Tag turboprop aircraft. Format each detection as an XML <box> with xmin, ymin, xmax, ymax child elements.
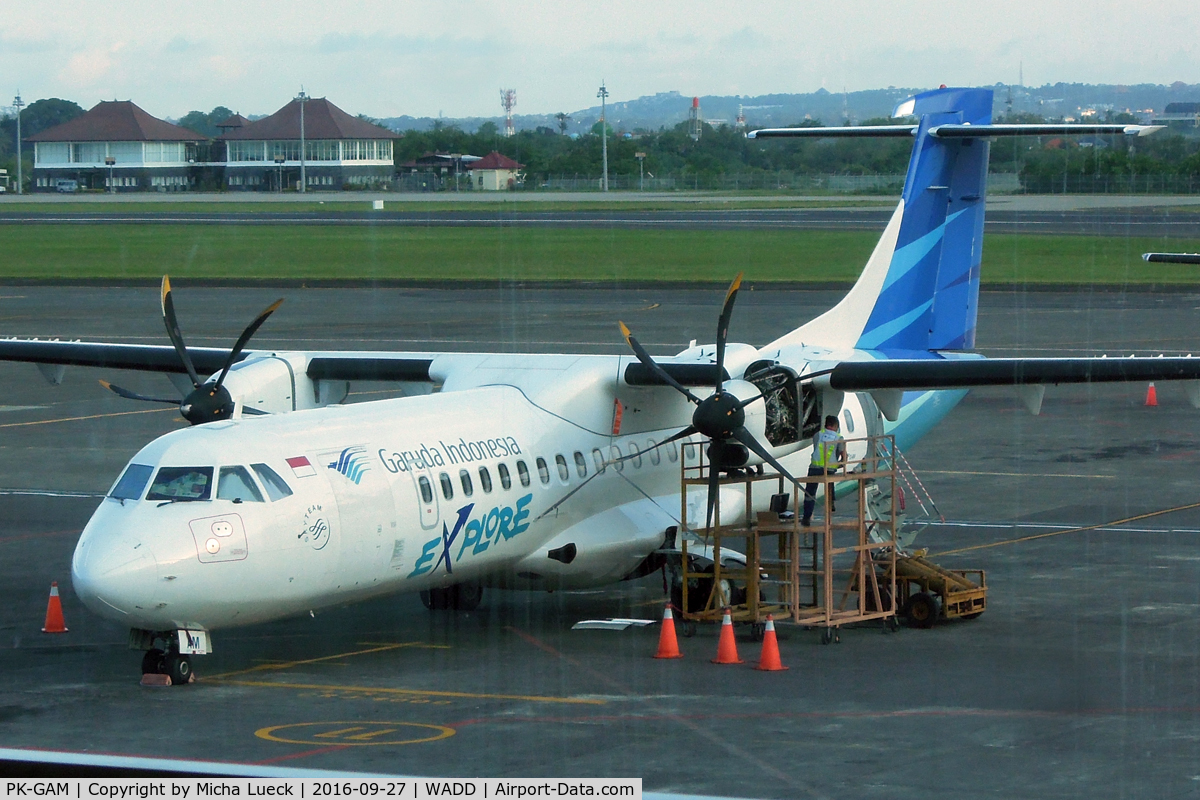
<box><xmin>4</xmin><ymin>87</ymin><xmax>1198</xmax><ymax>685</ymax></box>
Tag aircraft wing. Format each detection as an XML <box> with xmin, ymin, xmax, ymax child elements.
<box><xmin>827</xmin><ymin>356</ymin><xmax>1200</xmax><ymax>391</ymax></box>
<box><xmin>0</xmin><ymin>339</ymin><xmax>439</xmax><ymax>382</ymax></box>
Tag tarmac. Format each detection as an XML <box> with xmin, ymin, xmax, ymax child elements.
<box><xmin>1</xmin><ymin>284</ymin><xmax>1200</xmax><ymax>798</ymax></box>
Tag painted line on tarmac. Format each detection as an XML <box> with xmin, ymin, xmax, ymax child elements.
<box><xmin>205</xmin><ymin>641</ymin><xmax>448</xmax><ymax>680</ymax></box>
<box><xmin>222</xmin><ymin>679</ymin><xmax>607</xmax><ymax>705</ymax></box>
<box><xmin>930</xmin><ymin>519</ymin><xmax>1200</xmax><ymax>534</ymax></box>
<box><xmin>923</xmin><ymin>469</ymin><xmax>1117</xmax><ymax>479</ymax></box>
<box><xmin>0</xmin><ymin>406</ymin><xmax>174</xmax><ymax>428</ymax></box>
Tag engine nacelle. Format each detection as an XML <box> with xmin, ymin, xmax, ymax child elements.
<box><xmin>211</xmin><ymin>353</ymin><xmax>347</xmax><ymax>416</ymax></box>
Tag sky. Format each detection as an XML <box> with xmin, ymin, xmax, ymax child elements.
<box><xmin>2</xmin><ymin>1</ymin><xmax>1198</xmax><ymax>120</ymax></box>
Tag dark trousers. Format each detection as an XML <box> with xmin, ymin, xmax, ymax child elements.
<box><xmin>802</xmin><ymin>466</ymin><xmax>837</xmax><ymax>522</ymax></box>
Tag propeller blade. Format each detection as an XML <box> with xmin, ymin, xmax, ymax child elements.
<box><xmin>612</xmin><ymin>425</ymin><xmax>698</xmax><ymax>463</ymax></box>
<box><xmin>714</xmin><ymin>272</ymin><xmax>743</xmax><ymax>394</ymax></box>
<box><xmin>705</xmin><ymin>440</ymin><xmax>724</xmax><ymax>531</ymax></box>
<box><xmin>619</xmin><ymin>321</ymin><xmax>701</xmax><ymax>404</ymax></box>
<box><xmin>730</xmin><ymin>426</ymin><xmax>801</xmax><ymax>486</ymax></box>
<box><xmin>98</xmin><ymin>380</ymin><xmax>180</xmax><ymax>406</ymax></box>
<box><xmin>214</xmin><ymin>297</ymin><xmax>284</xmax><ymax>390</ymax></box>
<box><xmin>160</xmin><ymin>276</ymin><xmax>202</xmax><ymax>389</ymax></box>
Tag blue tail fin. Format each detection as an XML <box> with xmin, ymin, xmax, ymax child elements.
<box><xmin>853</xmin><ymin>87</ymin><xmax>992</xmax><ymax>353</ymax></box>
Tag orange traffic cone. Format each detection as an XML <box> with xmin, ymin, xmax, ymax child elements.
<box><xmin>653</xmin><ymin>602</ymin><xmax>684</xmax><ymax>659</ymax></box>
<box><xmin>1145</xmin><ymin>383</ymin><xmax>1158</xmax><ymax>407</ymax></box>
<box><xmin>712</xmin><ymin>607</ymin><xmax>744</xmax><ymax>664</ymax></box>
<box><xmin>41</xmin><ymin>581</ymin><xmax>68</xmax><ymax>633</ymax></box>
<box><xmin>754</xmin><ymin>615</ymin><xmax>788</xmax><ymax>671</ymax></box>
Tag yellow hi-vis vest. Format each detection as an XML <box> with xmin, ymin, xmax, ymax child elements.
<box><xmin>811</xmin><ymin>429</ymin><xmax>843</xmax><ymax>468</ymax></box>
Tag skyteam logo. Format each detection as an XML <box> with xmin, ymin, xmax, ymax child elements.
<box><xmin>328</xmin><ymin>446</ymin><xmax>371</xmax><ymax>484</ymax></box>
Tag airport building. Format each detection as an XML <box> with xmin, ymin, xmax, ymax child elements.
<box><xmin>26</xmin><ymin>101</ymin><xmax>204</xmax><ymax>192</ymax></box>
<box><xmin>218</xmin><ymin>97</ymin><xmax>396</xmax><ymax>191</ymax></box>
<box><xmin>472</xmin><ymin>151</ymin><xmax>524</xmax><ymax>191</ymax></box>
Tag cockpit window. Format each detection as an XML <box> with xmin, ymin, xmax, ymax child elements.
<box><xmin>109</xmin><ymin>463</ymin><xmax>153</xmax><ymax>501</ymax></box>
<box><xmin>251</xmin><ymin>463</ymin><xmax>294</xmax><ymax>502</ymax></box>
<box><xmin>217</xmin><ymin>466</ymin><xmax>265</xmax><ymax>503</ymax></box>
<box><xmin>146</xmin><ymin>467</ymin><xmax>213</xmax><ymax>502</ymax></box>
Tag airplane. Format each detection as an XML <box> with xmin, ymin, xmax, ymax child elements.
<box><xmin>5</xmin><ymin>86</ymin><xmax>1198</xmax><ymax>685</ymax></box>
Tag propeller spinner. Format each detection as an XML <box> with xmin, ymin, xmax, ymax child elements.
<box><xmin>620</xmin><ymin>273</ymin><xmax>803</xmax><ymax>530</ymax></box>
<box><xmin>100</xmin><ymin>276</ymin><xmax>283</xmax><ymax>425</ymax></box>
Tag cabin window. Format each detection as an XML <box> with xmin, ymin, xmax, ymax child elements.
<box><xmin>417</xmin><ymin>475</ymin><xmax>434</xmax><ymax>504</ymax></box>
<box><xmin>843</xmin><ymin>409</ymin><xmax>856</xmax><ymax>433</ymax></box>
<box><xmin>574</xmin><ymin>451</ymin><xmax>587</xmax><ymax>478</ymax></box>
<box><xmin>555</xmin><ymin>454</ymin><xmax>570</xmax><ymax>482</ymax></box>
<box><xmin>109</xmin><ymin>463</ymin><xmax>153</xmax><ymax>501</ymax></box>
<box><xmin>251</xmin><ymin>463</ymin><xmax>294</xmax><ymax>501</ymax></box>
<box><xmin>536</xmin><ymin>458</ymin><xmax>550</xmax><ymax>485</ymax></box>
<box><xmin>460</xmin><ymin>469</ymin><xmax>474</xmax><ymax>497</ymax></box>
<box><xmin>648</xmin><ymin>440</ymin><xmax>661</xmax><ymax>466</ymax></box>
<box><xmin>610</xmin><ymin>446</ymin><xmax>624</xmax><ymax>472</ymax></box>
<box><xmin>146</xmin><ymin>466</ymin><xmax>213</xmax><ymax>502</ymax></box>
<box><xmin>628</xmin><ymin>442</ymin><xmax>643</xmax><ymax>468</ymax></box>
<box><xmin>498</xmin><ymin>463</ymin><xmax>512</xmax><ymax>490</ymax></box>
<box><xmin>666</xmin><ymin>440</ymin><xmax>679</xmax><ymax>463</ymax></box>
<box><xmin>440</xmin><ymin>472</ymin><xmax>454</xmax><ymax>500</ymax></box>
<box><xmin>518</xmin><ymin>460</ymin><xmax>531</xmax><ymax>487</ymax></box>
<box><xmin>217</xmin><ymin>466</ymin><xmax>265</xmax><ymax>503</ymax></box>
<box><xmin>479</xmin><ymin>466</ymin><xmax>493</xmax><ymax>493</ymax></box>
<box><xmin>592</xmin><ymin>448</ymin><xmax>606</xmax><ymax>473</ymax></box>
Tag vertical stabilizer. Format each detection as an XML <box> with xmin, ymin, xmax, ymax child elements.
<box><xmin>766</xmin><ymin>87</ymin><xmax>993</xmax><ymax>354</ymax></box>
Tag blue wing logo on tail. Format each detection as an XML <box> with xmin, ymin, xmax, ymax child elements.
<box><xmin>328</xmin><ymin>446</ymin><xmax>371</xmax><ymax>484</ymax></box>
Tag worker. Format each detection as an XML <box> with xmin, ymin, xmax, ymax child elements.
<box><xmin>801</xmin><ymin>415</ymin><xmax>846</xmax><ymax>526</ymax></box>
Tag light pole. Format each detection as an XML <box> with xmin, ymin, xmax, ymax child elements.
<box><xmin>274</xmin><ymin>154</ymin><xmax>285</xmax><ymax>193</ymax></box>
<box><xmin>295</xmin><ymin>89</ymin><xmax>309</xmax><ymax>193</ymax></box>
<box><xmin>597</xmin><ymin>82</ymin><xmax>608</xmax><ymax>192</ymax></box>
<box><xmin>635</xmin><ymin>151</ymin><xmax>646</xmax><ymax>192</ymax></box>
<box><xmin>13</xmin><ymin>92</ymin><xmax>24</xmax><ymax>195</ymax></box>
<box><xmin>451</xmin><ymin>153</ymin><xmax>461</xmax><ymax>192</ymax></box>
<box><xmin>105</xmin><ymin>156</ymin><xmax>115</xmax><ymax>193</ymax></box>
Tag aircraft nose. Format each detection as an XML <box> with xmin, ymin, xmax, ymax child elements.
<box><xmin>72</xmin><ymin>534</ymin><xmax>158</xmax><ymax>620</ymax></box>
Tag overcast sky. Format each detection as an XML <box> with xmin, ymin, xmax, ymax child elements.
<box><xmin>3</xmin><ymin>1</ymin><xmax>1198</xmax><ymax>120</ymax></box>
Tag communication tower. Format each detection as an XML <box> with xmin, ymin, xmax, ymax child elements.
<box><xmin>735</xmin><ymin>104</ymin><xmax>746</xmax><ymax>130</ymax></box>
<box><xmin>688</xmin><ymin>96</ymin><xmax>702</xmax><ymax>141</ymax></box>
<box><xmin>500</xmin><ymin>89</ymin><xmax>516</xmax><ymax>137</ymax></box>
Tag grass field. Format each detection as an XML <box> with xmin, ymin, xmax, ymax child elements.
<box><xmin>2</xmin><ymin>224</ymin><xmax>1198</xmax><ymax>284</ymax></box>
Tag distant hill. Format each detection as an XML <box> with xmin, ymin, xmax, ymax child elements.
<box><xmin>378</xmin><ymin>82</ymin><xmax>1200</xmax><ymax>134</ymax></box>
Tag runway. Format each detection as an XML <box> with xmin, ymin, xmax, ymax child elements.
<box><xmin>4</xmin><ymin>206</ymin><xmax>1200</xmax><ymax>238</ymax></box>
<box><xmin>2</xmin><ymin>285</ymin><xmax>1200</xmax><ymax>796</ymax></box>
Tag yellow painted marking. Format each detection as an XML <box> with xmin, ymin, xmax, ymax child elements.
<box><xmin>347</xmin><ymin>728</ymin><xmax>399</xmax><ymax>741</ymax></box>
<box><xmin>256</xmin><ymin>721</ymin><xmax>454</xmax><ymax>747</ymax></box>
<box><xmin>922</xmin><ymin>469</ymin><xmax>1116</xmax><ymax>480</ymax></box>
<box><xmin>313</xmin><ymin>726</ymin><xmax>366</xmax><ymax>739</ymax></box>
<box><xmin>225</xmin><ymin>679</ymin><xmax>606</xmax><ymax>705</ymax></box>
<box><xmin>0</xmin><ymin>407</ymin><xmax>174</xmax><ymax>429</ymax></box>
<box><xmin>205</xmin><ymin>641</ymin><xmax>447</xmax><ymax>680</ymax></box>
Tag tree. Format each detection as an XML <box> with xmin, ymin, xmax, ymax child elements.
<box><xmin>20</xmin><ymin>98</ymin><xmax>85</xmax><ymax>139</ymax></box>
<box><xmin>177</xmin><ymin>106</ymin><xmax>235</xmax><ymax>138</ymax></box>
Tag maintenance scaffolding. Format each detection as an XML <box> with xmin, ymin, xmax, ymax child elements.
<box><xmin>676</xmin><ymin>434</ymin><xmax>900</xmax><ymax>641</ymax></box>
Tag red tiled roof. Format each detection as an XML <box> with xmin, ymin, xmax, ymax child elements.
<box><xmin>473</xmin><ymin>151</ymin><xmax>523</xmax><ymax>170</ymax></box>
<box><xmin>219</xmin><ymin>98</ymin><xmax>394</xmax><ymax>141</ymax></box>
<box><xmin>26</xmin><ymin>101</ymin><xmax>203</xmax><ymax>143</ymax></box>
<box><xmin>215</xmin><ymin>113</ymin><xmax>251</xmax><ymax>130</ymax></box>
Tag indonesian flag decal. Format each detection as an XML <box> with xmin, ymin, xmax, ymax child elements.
<box><xmin>286</xmin><ymin>456</ymin><xmax>317</xmax><ymax>478</ymax></box>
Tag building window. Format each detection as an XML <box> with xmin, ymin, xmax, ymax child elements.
<box><xmin>228</xmin><ymin>141</ymin><xmax>266</xmax><ymax>162</ymax></box>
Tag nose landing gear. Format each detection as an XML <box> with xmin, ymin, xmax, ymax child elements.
<box><xmin>132</xmin><ymin>628</ymin><xmax>205</xmax><ymax>686</ymax></box>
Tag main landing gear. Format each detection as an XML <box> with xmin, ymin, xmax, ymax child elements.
<box><xmin>131</xmin><ymin>628</ymin><xmax>206</xmax><ymax>686</ymax></box>
<box><xmin>420</xmin><ymin>581</ymin><xmax>484</xmax><ymax>611</ymax></box>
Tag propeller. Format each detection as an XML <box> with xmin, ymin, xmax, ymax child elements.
<box><xmin>619</xmin><ymin>272</ymin><xmax>805</xmax><ymax>531</ymax></box>
<box><xmin>100</xmin><ymin>277</ymin><xmax>283</xmax><ymax>425</ymax></box>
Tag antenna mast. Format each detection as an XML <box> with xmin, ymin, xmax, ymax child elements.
<box><xmin>500</xmin><ymin>89</ymin><xmax>516</xmax><ymax>137</ymax></box>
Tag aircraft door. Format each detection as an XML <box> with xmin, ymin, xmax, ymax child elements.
<box><xmin>318</xmin><ymin>445</ymin><xmax>396</xmax><ymax>579</ymax></box>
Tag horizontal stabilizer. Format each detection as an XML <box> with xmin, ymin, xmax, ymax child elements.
<box><xmin>1143</xmin><ymin>252</ymin><xmax>1200</xmax><ymax>264</ymax></box>
<box><xmin>749</xmin><ymin>123</ymin><xmax>1160</xmax><ymax>140</ymax></box>
<box><xmin>829</xmin><ymin>357</ymin><xmax>1200</xmax><ymax>391</ymax></box>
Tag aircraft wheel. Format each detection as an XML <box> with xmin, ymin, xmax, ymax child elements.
<box><xmin>453</xmin><ymin>582</ymin><xmax>483</xmax><ymax>611</ymax></box>
<box><xmin>905</xmin><ymin>592</ymin><xmax>939</xmax><ymax>629</ymax></box>
<box><xmin>420</xmin><ymin>588</ymin><xmax>450</xmax><ymax>610</ymax></box>
<box><xmin>141</xmin><ymin>648</ymin><xmax>165</xmax><ymax>675</ymax></box>
<box><xmin>749</xmin><ymin>622</ymin><xmax>765</xmax><ymax>642</ymax></box>
<box><xmin>165</xmin><ymin>654</ymin><xmax>192</xmax><ymax>685</ymax></box>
